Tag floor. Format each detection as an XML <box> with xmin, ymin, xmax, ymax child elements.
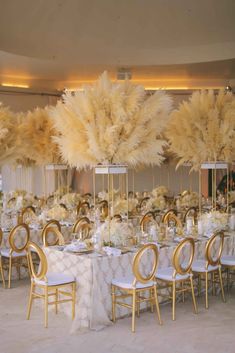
<box><xmin>0</xmin><ymin>279</ymin><xmax>235</xmax><ymax>353</ymax></box>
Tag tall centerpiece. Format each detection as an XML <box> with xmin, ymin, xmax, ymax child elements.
<box><xmin>50</xmin><ymin>71</ymin><xmax>172</xmax><ymax>243</ymax></box>
<box><xmin>166</xmin><ymin>89</ymin><xmax>235</xmax><ymax>214</ymax></box>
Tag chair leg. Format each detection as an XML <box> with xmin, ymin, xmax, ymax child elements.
<box><xmin>212</xmin><ymin>272</ymin><xmax>215</xmax><ymax>296</ymax></box>
<box><xmin>172</xmin><ymin>281</ymin><xmax>176</xmax><ymax>321</ymax></box>
<box><xmin>0</xmin><ymin>258</ymin><xmax>5</xmax><ymax>288</ymax></box>
<box><xmin>197</xmin><ymin>275</ymin><xmax>201</xmax><ymax>297</ymax></box>
<box><xmin>205</xmin><ymin>272</ymin><xmax>209</xmax><ymax>309</ymax></box>
<box><xmin>27</xmin><ymin>282</ymin><xmax>34</xmax><ymax>320</ymax></box>
<box><xmin>8</xmin><ymin>257</ymin><xmax>12</xmax><ymax>289</ymax></box>
<box><xmin>136</xmin><ymin>293</ymin><xmax>140</xmax><ymax>317</ymax></box>
<box><xmin>111</xmin><ymin>285</ymin><xmax>116</xmax><ymax>322</ymax></box>
<box><xmin>149</xmin><ymin>288</ymin><xmax>154</xmax><ymax>313</ymax></box>
<box><xmin>72</xmin><ymin>282</ymin><xmax>76</xmax><ymax>320</ymax></box>
<box><xmin>218</xmin><ymin>268</ymin><xmax>226</xmax><ymax>303</ymax></box>
<box><xmin>226</xmin><ymin>268</ymin><xmax>230</xmax><ymax>292</ymax></box>
<box><xmin>44</xmin><ymin>287</ymin><xmax>48</xmax><ymax>328</ymax></box>
<box><xmin>190</xmin><ymin>276</ymin><xmax>198</xmax><ymax>314</ymax></box>
<box><xmin>132</xmin><ymin>289</ymin><xmax>136</xmax><ymax>333</ymax></box>
<box><xmin>182</xmin><ymin>281</ymin><xmax>185</xmax><ymax>302</ymax></box>
<box><xmin>153</xmin><ymin>285</ymin><xmax>162</xmax><ymax>325</ymax></box>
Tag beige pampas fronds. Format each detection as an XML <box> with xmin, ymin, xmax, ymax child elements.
<box><xmin>18</xmin><ymin>107</ymin><xmax>61</xmax><ymax>166</ymax></box>
<box><xmin>166</xmin><ymin>90</ymin><xmax>235</xmax><ymax>171</ymax></box>
<box><xmin>0</xmin><ymin>103</ymin><xmax>22</xmax><ymax>165</ymax></box>
<box><xmin>50</xmin><ymin>71</ymin><xmax>172</xmax><ymax>169</ymax></box>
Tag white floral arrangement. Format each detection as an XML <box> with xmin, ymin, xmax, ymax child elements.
<box><xmin>152</xmin><ymin>185</ymin><xmax>168</xmax><ymax>197</ymax></box>
<box><xmin>198</xmin><ymin>211</ymin><xmax>228</xmax><ymax>236</ymax></box>
<box><xmin>177</xmin><ymin>191</ymin><xmax>199</xmax><ymax>209</ymax></box>
<box><xmin>98</xmin><ymin>189</ymin><xmax>120</xmax><ymax>201</ymax></box>
<box><xmin>146</xmin><ymin>195</ymin><xmax>166</xmax><ymax>211</ymax></box>
<box><xmin>113</xmin><ymin>197</ymin><xmax>138</xmax><ymax>214</ymax></box>
<box><xmin>60</xmin><ymin>192</ymin><xmax>81</xmax><ymax>209</ymax></box>
<box><xmin>46</xmin><ymin>204</ymin><xmax>68</xmax><ymax>221</ymax></box>
<box><xmin>100</xmin><ymin>218</ymin><xmax>134</xmax><ymax>246</ymax></box>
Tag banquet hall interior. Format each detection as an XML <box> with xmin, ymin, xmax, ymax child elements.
<box><xmin>0</xmin><ymin>1</ymin><xmax>235</xmax><ymax>353</ymax></box>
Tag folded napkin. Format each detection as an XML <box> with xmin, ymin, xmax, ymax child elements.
<box><xmin>64</xmin><ymin>242</ymin><xmax>87</xmax><ymax>252</ymax></box>
<box><xmin>102</xmin><ymin>246</ymin><xmax>122</xmax><ymax>256</ymax></box>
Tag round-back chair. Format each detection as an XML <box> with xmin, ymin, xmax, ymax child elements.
<box><xmin>183</xmin><ymin>207</ymin><xmax>198</xmax><ymax>225</ymax></box>
<box><xmin>140</xmin><ymin>211</ymin><xmax>155</xmax><ymax>232</ymax></box>
<box><xmin>42</xmin><ymin>226</ymin><xmax>65</xmax><ymax>247</ymax></box>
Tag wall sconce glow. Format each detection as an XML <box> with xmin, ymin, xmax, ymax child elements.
<box><xmin>64</xmin><ymin>88</ymin><xmax>84</xmax><ymax>92</ymax></box>
<box><xmin>1</xmin><ymin>83</ymin><xmax>30</xmax><ymax>89</ymax></box>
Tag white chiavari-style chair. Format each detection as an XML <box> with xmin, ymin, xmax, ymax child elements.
<box><xmin>0</xmin><ymin>229</ymin><xmax>6</xmax><ymax>288</ymax></box>
<box><xmin>1</xmin><ymin>223</ymin><xmax>30</xmax><ymax>288</ymax></box>
<box><xmin>111</xmin><ymin>243</ymin><xmax>162</xmax><ymax>332</ymax></box>
<box><xmin>26</xmin><ymin>241</ymin><xmax>76</xmax><ymax>327</ymax></box>
<box><xmin>156</xmin><ymin>238</ymin><xmax>198</xmax><ymax>320</ymax></box>
<box><xmin>192</xmin><ymin>231</ymin><xmax>225</xmax><ymax>309</ymax></box>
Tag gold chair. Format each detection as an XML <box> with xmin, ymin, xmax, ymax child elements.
<box><xmin>162</xmin><ymin>209</ymin><xmax>177</xmax><ymax>223</ymax></box>
<box><xmin>1</xmin><ymin>223</ymin><xmax>30</xmax><ymax>288</ymax></box>
<box><xmin>156</xmin><ymin>238</ymin><xmax>197</xmax><ymax>320</ymax></box>
<box><xmin>26</xmin><ymin>241</ymin><xmax>76</xmax><ymax>327</ymax></box>
<box><xmin>77</xmin><ymin>201</ymin><xmax>90</xmax><ymax>216</ymax></box>
<box><xmin>21</xmin><ymin>206</ymin><xmax>36</xmax><ymax>225</ymax></box>
<box><xmin>0</xmin><ymin>229</ymin><xmax>6</xmax><ymax>288</ymax></box>
<box><xmin>111</xmin><ymin>243</ymin><xmax>162</xmax><ymax>332</ymax></box>
<box><xmin>41</xmin><ymin>220</ymin><xmax>62</xmax><ymax>246</ymax></box>
<box><xmin>112</xmin><ymin>214</ymin><xmax>122</xmax><ymax>222</ymax></box>
<box><xmin>192</xmin><ymin>231</ymin><xmax>225</xmax><ymax>309</ymax></box>
<box><xmin>72</xmin><ymin>217</ymin><xmax>92</xmax><ymax>240</ymax></box>
<box><xmin>42</xmin><ymin>227</ymin><xmax>65</xmax><ymax>247</ymax></box>
<box><xmin>99</xmin><ymin>200</ymin><xmax>108</xmax><ymax>219</ymax></box>
<box><xmin>163</xmin><ymin>212</ymin><xmax>182</xmax><ymax>228</ymax></box>
<box><xmin>140</xmin><ymin>211</ymin><xmax>155</xmax><ymax>232</ymax></box>
<box><xmin>221</xmin><ymin>254</ymin><xmax>235</xmax><ymax>291</ymax></box>
<box><xmin>183</xmin><ymin>207</ymin><xmax>198</xmax><ymax>225</ymax></box>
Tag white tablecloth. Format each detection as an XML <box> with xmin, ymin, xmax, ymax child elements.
<box><xmin>44</xmin><ymin>232</ymin><xmax>235</xmax><ymax>332</ymax></box>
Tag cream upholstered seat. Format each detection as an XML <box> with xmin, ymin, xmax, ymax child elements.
<box><xmin>34</xmin><ymin>272</ymin><xmax>75</xmax><ymax>286</ymax></box>
<box><xmin>112</xmin><ymin>276</ymin><xmax>155</xmax><ymax>290</ymax></box>
<box><xmin>192</xmin><ymin>231</ymin><xmax>225</xmax><ymax>309</ymax></box>
<box><xmin>27</xmin><ymin>241</ymin><xmax>76</xmax><ymax>328</ymax></box>
<box><xmin>111</xmin><ymin>243</ymin><xmax>162</xmax><ymax>332</ymax></box>
<box><xmin>192</xmin><ymin>259</ymin><xmax>219</xmax><ymax>272</ymax></box>
<box><xmin>1</xmin><ymin>249</ymin><xmax>27</xmax><ymax>257</ymax></box>
<box><xmin>156</xmin><ymin>267</ymin><xmax>191</xmax><ymax>282</ymax></box>
<box><xmin>156</xmin><ymin>238</ymin><xmax>197</xmax><ymax>321</ymax></box>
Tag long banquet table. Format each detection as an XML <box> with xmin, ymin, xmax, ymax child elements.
<box><xmin>44</xmin><ymin>231</ymin><xmax>235</xmax><ymax>333</ymax></box>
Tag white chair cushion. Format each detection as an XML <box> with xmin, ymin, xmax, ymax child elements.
<box><xmin>1</xmin><ymin>248</ymin><xmax>27</xmax><ymax>258</ymax></box>
<box><xmin>221</xmin><ymin>255</ymin><xmax>235</xmax><ymax>267</ymax></box>
<box><xmin>34</xmin><ymin>272</ymin><xmax>75</xmax><ymax>286</ymax></box>
<box><xmin>156</xmin><ymin>267</ymin><xmax>191</xmax><ymax>282</ymax></box>
<box><xmin>112</xmin><ymin>276</ymin><xmax>154</xmax><ymax>289</ymax></box>
<box><xmin>192</xmin><ymin>259</ymin><xmax>219</xmax><ymax>273</ymax></box>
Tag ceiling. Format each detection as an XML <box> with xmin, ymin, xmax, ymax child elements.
<box><xmin>0</xmin><ymin>0</ymin><xmax>235</xmax><ymax>91</ymax></box>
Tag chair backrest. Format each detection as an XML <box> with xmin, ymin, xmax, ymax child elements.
<box><xmin>42</xmin><ymin>226</ymin><xmax>65</xmax><ymax>247</ymax></box>
<box><xmin>99</xmin><ymin>200</ymin><xmax>108</xmax><ymax>219</ymax></box>
<box><xmin>140</xmin><ymin>211</ymin><xmax>155</xmax><ymax>232</ymax></box>
<box><xmin>7</xmin><ymin>197</ymin><xmax>16</xmax><ymax>208</ymax></box>
<box><xmin>205</xmin><ymin>231</ymin><xmax>224</xmax><ymax>267</ymax></box>
<box><xmin>27</xmin><ymin>241</ymin><xmax>48</xmax><ymax>281</ymax></box>
<box><xmin>132</xmin><ymin>243</ymin><xmax>159</xmax><ymax>285</ymax></box>
<box><xmin>9</xmin><ymin>223</ymin><xmax>30</xmax><ymax>253</ymax></box>
<box><xmin>77</xmin><ymin>201</ymin><xmax>90</xmax><ymax>216</ymax></box>
<box><xmin>140</xmin><ymin>197</ymin><xmax>150</xmax><ymax>210</ymax></box>
<box><xmin>183</xmin><ymin>207</ymin><xmax>198</xmax><ymax>225</ymax></box>
<box><xmin>41</xmin><ymin>219</ymin><xmax>61</xmax><ymax>244</ymax></box>
<box><xmin>172</xmin><ymin>238</ymin><xmax>195</xmax><ymax>276</ymax></box>
<box><xmin>21</xmin><ymin>206</ymin><xmax>36</xmax><ymax>224</ymax></box>
<box><xmin>163</xmin><ymin>212</ymin><xmax>182</xmax><ymax>228</ymax></box>
<box><xmin>162</xmin><ymin>209</ymin><xmax>177</xmax><ymax>223</ymax></box>
<box><xmin>72</xmin><ymin>216</ymin><xmax>90</xmax><ymax>233</ymax></box>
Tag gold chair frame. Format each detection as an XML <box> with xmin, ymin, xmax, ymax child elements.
<box><xmin>0</xmin><ymin>229</ymin><xmax>6</xmax><ymax>288</ymax></box>
<box><xmin>72</xmin><ymin>217</ymin><xmax>90</xmax><ymax>232</ymax></box>
<box><xmin>41</xmin><ymin>220</ymin><xmax>61</xmax><ymax>241</ymax></box>
<box><xmin>112</xmin><ymin>214</ymin><xmax>122</xmax><ymax>222</ymax></box>
<box><xmin>183</xmin><ymin>207</ymin><xmax>198</xmax><ymax>225</ymax></box>
<box><xmin>161</xmin><ymin>209</ymin><xmax>177</xmax><ymax>223</ymax></box>
<box><xmin>140</xmin><ymin>211</ymin><xmax>155</xmax><ymax>232</ymax></box>
<box><xmin>77</xmin><ymin>201</ymin><xmax>90</xmax><ymax>216</ymax></box>
<box><xmin>20</xmin><ymin>206</ymin><xmax>36</xmax><ymax>224</ymax></box>
<box><xmin>193</xmin><ymin>231</ymin><xmax>225</xmax><ymax>309</ymax></box>
<box><xmin>42</xmin><ymin>227</ymin><xmax>65</xmax><ymax>247</ymax></box>
<box><xmin>156</xmin><ymin>238</ymin><xmax>198</xmax><ymax>320</ymax></box>
<box><xmin>111</xmin><ymin>243</ymin><xmax>162</xmax><ymax>332</ymax></box>
<box><xmin>26</xmin><ymin>241</ymin><xmax>76</xmax><ymax>327</ymax></box>
<box><xmin>2</xmin><ymin>223</ymin><xmax>30</xmax><ymax>288</ymax></box>
<box><xmin>163</xmin><ymin>212</ymin><xmax>182</xmax><ymax>228</ymax></box>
